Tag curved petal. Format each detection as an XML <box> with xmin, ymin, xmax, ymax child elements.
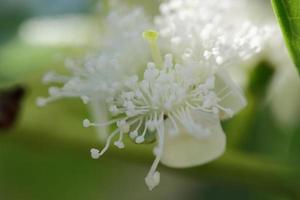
<box><xmin>215</xmin><ymin>68</ymin><xmax>247</xmax><ymax>119</ymax></box>
<box><xmin>161</xmin><ymin>111</ymin><xmax>226</xmax><ymax>168</ymax></box>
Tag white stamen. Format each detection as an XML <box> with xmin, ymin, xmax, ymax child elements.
<box><xmin>83</xmin><ymin>119</ymin><xmax>91</xmax><ymax>128</ymax></box>
<box><xmin>36</xmin><ymin>97</ymin><xmax>47</xmax><ymax>107</ymax></box>
<box><xmin>145</xmin><ymin>114</ymin><xmax>164</xmax><ymax>190</ymax></box>
<box><xmin>90</xmin><ymin>148</ymin><xmax>100</xmax><ymax>159</ymax></box>
<box><xmin>114</xmin><ymin>141</ymin><xmax>125</xmax><ymax>149</ymax></box>
<box><xmin>129</xmin><ymin>130</ymin><xmax>138</xmax><ymax>139</ymax></box>
<box><xmin>135</xmin><ymin>135</ymin><xmax>145</xmax><ymax>144</ymax></box>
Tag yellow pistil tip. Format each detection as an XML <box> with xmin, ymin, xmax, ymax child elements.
<box><xmin>143</xmin><ymin>30</ymin><xmax>159</xmax><ymax>43</ymax></box>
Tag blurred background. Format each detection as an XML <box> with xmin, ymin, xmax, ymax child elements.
<box><xmin>0</xmin><ymin>0</ymin><xmax>300</xmax><ymax>199</ymax></box>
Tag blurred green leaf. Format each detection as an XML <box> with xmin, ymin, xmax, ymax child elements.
<box><xmin>0</xmin><ymin>39</ymin><xmax>85</xmax><ymax>88</ymax></box>
<box><xmin>288</xmin><ymin>124</ymin><xmax>300</xmax><ymax>163</ymax></box>
<box><xmin>271</xmin><ymin>0</ymin><xmax>300</xmax><ymax>73</ymax></box>
<box><xmin>248</xmin><ymin>61</ymin><xmax>275</xmax><ymax>99</ymax></box>
<box><xmin>226</xmin><ymin>61</ymin><xmax>280</xmax><ymax>153</ymax></box>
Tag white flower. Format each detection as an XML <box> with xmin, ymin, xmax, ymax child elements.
<box><xmin>37</xmin><ymin>4</ymin><xmax>152</xmax><ymax>139</ymax></box>
<box><xmin>83</xmin><ymin>53</ymin><xmax>245</xmax><ymax>190</ymax></box>
<box><xmin>37</xmin><ymin>0</ymin><xmax>270</xmax><ymax>191</ymax></box>
<box><xmin>79</xmin><ymin>29</ymin><xmax>247</xmax><ymax>190</ymax></box>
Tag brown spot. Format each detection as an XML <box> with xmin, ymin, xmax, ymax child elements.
<box><xmin>0</xmin><ymin>86</ymin><xmax>25</xmax><ymax>130</ymax></box>
<box><xmin>163</xmin><ymin>114</ymin><xmax>168</xmax><ymax>120</ymax></box>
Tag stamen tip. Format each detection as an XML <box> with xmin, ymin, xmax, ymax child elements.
<box><xmin>36</xmin><ymin>97</ymin><xmax>47</xmax><ymax>107</ymax></box>
<box><xmin>145</xmin><ymin>171</ymin><xmax>160</xmax><ymax>190</ymax></box>
<box><xmin>114</xmin><ymin>141</ymin><xmax>125</xmax><ymax>149</ymax></box>
<box><xmin>90</xmin><ymin>148</ymin><xmax>100</xmax><ymax>159</ymax></box>
<box><xmin>83</xmin><ymin>119</ymin><xmax>91</xmax><ymax>128</ymax></box>
<box><xmin>135</xmin><ymin>136</ymin><xmax>145</xmax><ymax>144</ymax></box>
<box><xmin>129</xmin><ymin>131</ymin><xmax>138</xmax><ymax>139</ymax></box>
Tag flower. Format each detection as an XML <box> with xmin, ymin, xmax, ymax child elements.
<box><xmin>83</xmin><ymin>48</ymin><xmax>246</xmax><ymax>190</ymax></box>
<box><xmin>37</xmin><ymin>3</ymin><xmax>152</xmax><ymax>139</ymax></box>
<box><xmin>37</xmin><ymin>0</ymin><xmax>270</xmax><ymax>190</ymax></box>
<box><xmin>40</xmin><ymin>29</ymin><xmax>247</xmax><ymax>190</ymax></box>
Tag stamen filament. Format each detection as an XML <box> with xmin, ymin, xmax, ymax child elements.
<box><xmin>145</xmin><ymin>113</ymin><xmax>164</xmax><ymax>190</ymax></box>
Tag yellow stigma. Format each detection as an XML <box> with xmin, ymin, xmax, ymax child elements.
<box><xmin>143</xmin><ymin>30</ymin><xmax>159</xmax><ymax>42</ymax></box>
<box><xmin>143</xmin><ymin>30</ymin><xmax>163</xmax><ymax>67</ymax></box>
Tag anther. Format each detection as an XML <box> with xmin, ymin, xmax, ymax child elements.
<box><xmin>90</xmin><ymin>148</ymin><xmax>100</xmax><ymax>159</ymax></box>
<box><xmin>83</xmin><ymin>119</ymin><xmax>91</xmax><ymax>128</ymax></box>
<box><xmin>114</xmin><ymin>141</ymin><xmax>125</xmax><ymax>149</ymax></box>
<box><xmin>135</xmin><ymin>135</ymin><xmax>145</xmax><ymax>144</ymax></box>
<box><xmin>130</xmin><ymin>130</ymin><xmax>138</xmax><ymax>139</ymax></box>
<box><xmin>36</xmin><ymin>97</ymin><xmax>47</xmax><ymax>107</ymax></box>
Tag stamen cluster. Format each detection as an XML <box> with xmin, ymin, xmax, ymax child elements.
<box><xmin>37</xmin><ymin>0</ymin><xmax>272</xmax><ymax>190</ymax></box>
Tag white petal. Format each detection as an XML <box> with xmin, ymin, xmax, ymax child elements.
<box><xmin>215</xmin><ymin>68</ymin><xmax>247</xmax><ymax>119</ymax></box>
<box><xmin>161</xmin><ymin>111</ymin><xmax>226</xmax><ymax>168</ymax></box>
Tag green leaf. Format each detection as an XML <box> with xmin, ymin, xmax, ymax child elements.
<box><xmin>271</xmin><ymin>0</ymin><xmax>300</xmax><ymax>73</ymax></box>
